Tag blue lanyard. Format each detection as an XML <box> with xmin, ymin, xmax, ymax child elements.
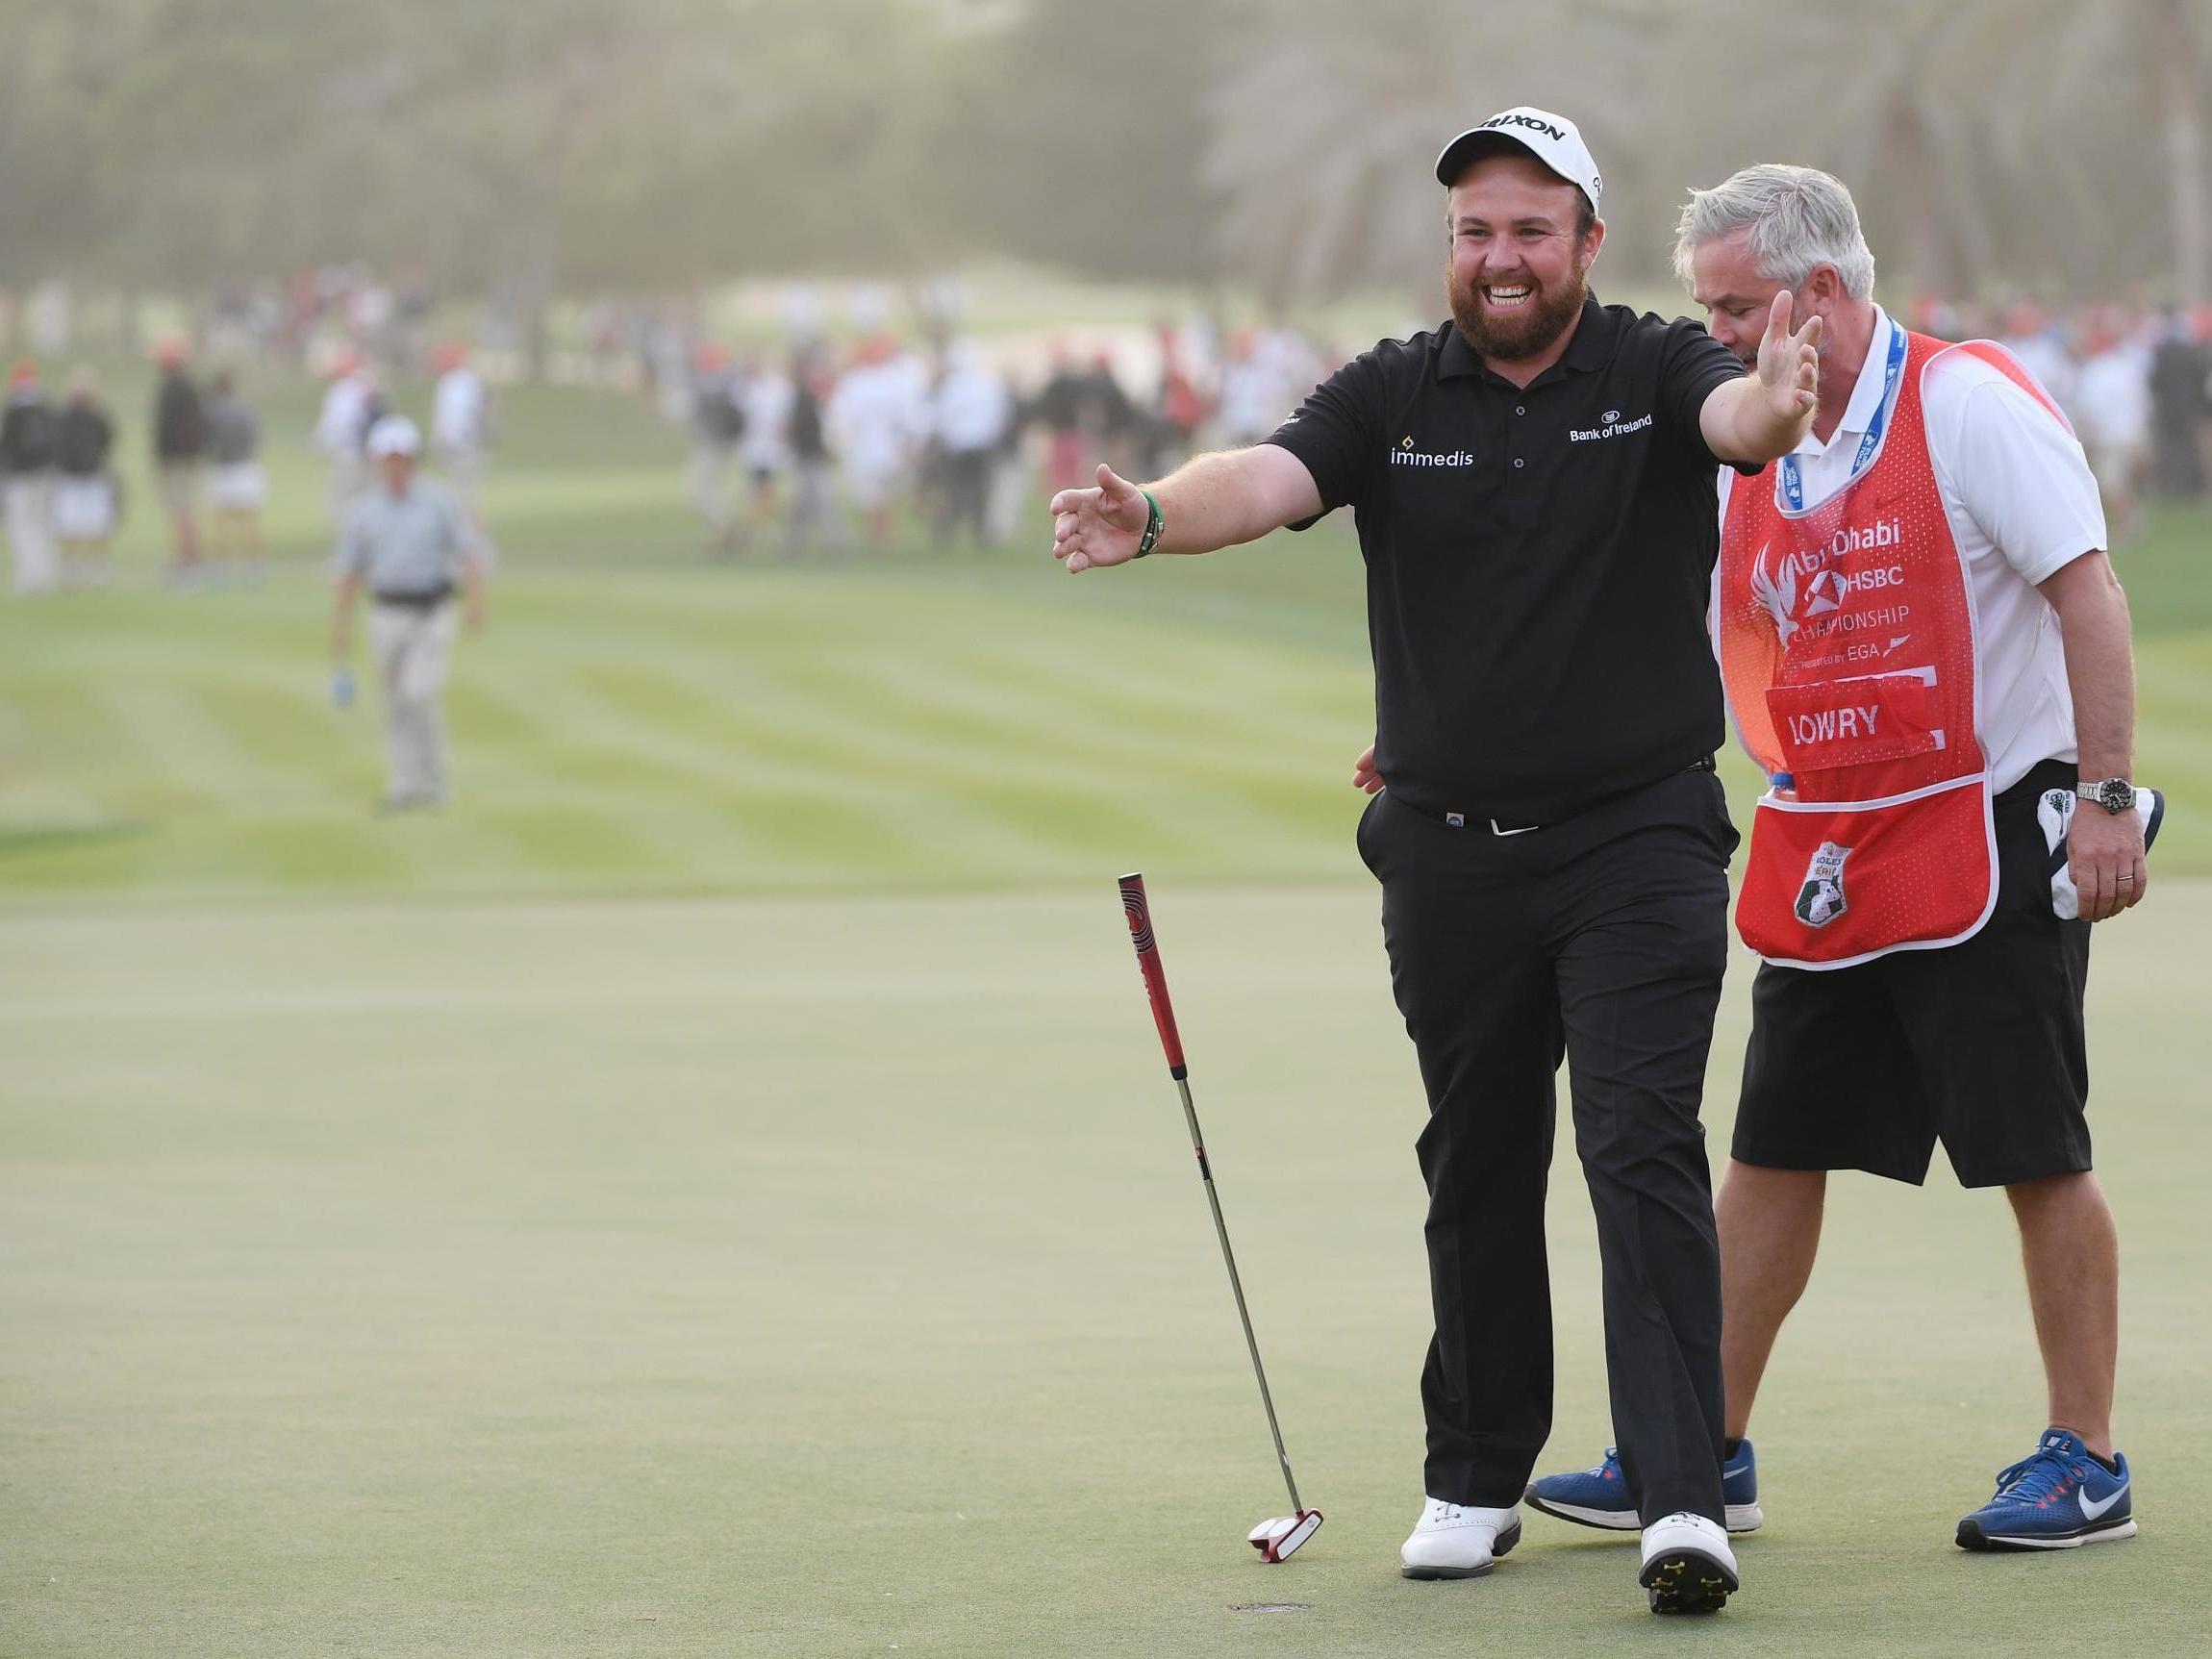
<box><xmin>1777</xmin><ymin>318</ymin><xmax>1907</xmax><ymax>514</ymax></box>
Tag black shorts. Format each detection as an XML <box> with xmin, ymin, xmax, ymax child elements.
<box><xmin>1731</xmin><ymin>760</ymin><xmax>2092</xmax><ymax>1189</ymax></box>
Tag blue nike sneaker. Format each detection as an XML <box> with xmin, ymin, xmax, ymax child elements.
<box><xmin>1956</xmin><ymin>1428</ymin><xmax>2136</xmax><ymax>1551</ymax></box>
<box><xmin>1525</xmin><ymin>1442</ymin><xmax>1764</xmax><ymax>1533</ymax></box>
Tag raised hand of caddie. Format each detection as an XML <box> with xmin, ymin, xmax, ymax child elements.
<box><xmin>1756</xmin><ymin>289</ymin><xmax>1823</xmax><ymax>433</ymax></box>
<box><xmin>1050</xmin><ymin>464</ymin><xmax>1150</xmax><ymax>573</ymax></box>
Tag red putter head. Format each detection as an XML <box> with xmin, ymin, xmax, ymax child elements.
<box><xmin>1248</xmin><ymin>1511</ymin><xmax>1324</xmax><ymax>1563</ymax></box>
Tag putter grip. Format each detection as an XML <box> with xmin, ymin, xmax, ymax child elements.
<box><xmin>1119</xmin><ymin>873</ymin><xmax>1187</xmax><ymax>1076</ymax></box>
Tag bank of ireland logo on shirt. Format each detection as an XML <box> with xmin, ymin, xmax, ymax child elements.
<box><xmin>1568</xmin><ymin>408</ymin><xmax>1651</xmax><ymax>442</ymax></box>
<box><xmin>1795</xmin><ymin>841</ymin><xmax>1852</xmax><ymax>928</ymax></box>
<box><xmin>1391</xmin><ymin>433</ymin><xmax>1473</xmax><ymax>468</ymax></box>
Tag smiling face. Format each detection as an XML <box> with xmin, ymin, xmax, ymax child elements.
<box><xmin>1445</xmin><ymin>154</ymin><xmax>1603</xmax><ymax>364</ymax></box>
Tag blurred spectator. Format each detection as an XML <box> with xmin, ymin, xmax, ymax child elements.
<box><xmin>2074</xmin><ymin>320</ymin><xmax>2153</xmax><ymax>542</ymax></box>
<box><xmin>1</xmin><ymin>362</ymin><xmax>59</xmax><ymax>595</ymax></box>
<box><xmin>1998</xmin><ymin>305</ymin><xmax>2078</xmax><ymax>423</ymax></box>
<box><xmin>315</xmin><ymin>350</ymin><xmax>381</xmax><ymax>530</ymax></box>
<box><xmin>1252</xmin><ymin>318</ymin><xmax>1321</xmax><ymax>414</ymax></box>
<box><xmin>51</xmin><ymin>367</ymin><xmax>119</xmax><ymax>589</ymax></box>
<box><xmin>392</xmin><ymin>268</ymin><xmax>435</xmax><ymax>371</ymax></box>
<box><xmin>829</xmin><ymin>337</ymin><xmax>918</xmax><ymax>550</ymax></box>
<box><xmin>688</xmin><ymin>343</ymin><xmax>746</xmax><ymax>554</ymax></box>
<box><xmin>202</xmin><ymin>371</ymin><xmax>266</xmax><ymax>582</ymax></box>
<box><xmin>739</xmin><ymin>356</ymin><xmax>795</xmax><ymax>547</ymax></box>
<box><xmin>1031</xmin><ymin>345</ymin><xmax>1090</xmax><ymax>496</ymax></box>
<box><xmin>151</xmin><ymin>339</ymin><xmax>208</xmax><ymax>584</ymax></box>
<box><xmin>1071</xmin><ymin>351</ymin><xmax>1139</xmax><ymax>477</ymax></box>
<box><xmin>929</xmin><ymin>340</ymin><xmax>1015</xmax><ymax>550</ymax></box>
<box><xmin>1215</xmin><ymin>328</ymin><xmax>1280</xmax><ymax>444</ymax></box>
<box><xmin>1144</xmin><ymin>320</ymin><xmax>1214</xmax><ymax>478</ymax></box>
<box><xmin>783</xmin><ymin>349</ymin><xmax>846</xmax><ymax>560</ymax></box>
<box><xmin>2149</xmin><ymin>309</ymin><xmax>2210</xmax><ymax>502</ymax></box>
<box><xmin>432</xmin><ymin>343</ymin><xmax>495</xmax><ymax>511</ymax></box>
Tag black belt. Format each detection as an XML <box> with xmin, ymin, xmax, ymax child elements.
<box><xmin>1402</xmin><ymin>755</ymin><xmax>1717</xmax><ymax>836</ymax></box>
<box><xmin>372</xmin><ymin>584</ymin><xmax>454</xmax><ymax>611</ymax></box>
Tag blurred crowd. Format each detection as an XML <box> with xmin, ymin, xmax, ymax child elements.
<box><xmin>1</xmin><ymin>330</ymin><xmax>495</xmax><ymax>597</ymax></box>
<box><xmin>312</xmin><ymin>343</ymin><xmax>494</xmax><ymax>539</ymax></box>
<box><xmin>1923</xmin><ymin>299</ymin><xmax>2212</xmax><ymax>542</ymax></box>
<box><xmin>673</xmin><ymin>314</ymin><xmax>1336</xmax><ymax>559</ymax></box>
<box><xmin>1</xmin><ymin>341</ymin><xmax>267</xmax><ymax>594</ymax></box>
<box><xmin>9</xmin><ymin>278</ymin><xmax>2212</xmax><ymax>599</ymax></box>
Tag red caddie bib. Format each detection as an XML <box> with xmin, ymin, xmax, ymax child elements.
<box><xmin>1714</xmin><ymin>330</ymin><xmax>2069</xmax><ymax>968</ymax></box>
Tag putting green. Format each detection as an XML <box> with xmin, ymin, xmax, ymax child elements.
<box><xmin>4</xmin><ymin>883</ymin><xmax>2207</xmax><ymax>1656</ymax></box>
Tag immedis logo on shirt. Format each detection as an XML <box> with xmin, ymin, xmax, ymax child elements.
<box><xmin>1795</xmin><ymin>840</ymin><xmax>1853</xmax><ymax>928</ymax></box>
<box><xmin>1391</xmin><ymin>435</ymin><xmax>1474</xmax><ymax>467</ymax></box>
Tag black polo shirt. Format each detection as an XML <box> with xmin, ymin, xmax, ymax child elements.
<box><xmin>1266</xmin><ymin>294</ymin><xmax>1750</xmax><ymax>825</ymax></box>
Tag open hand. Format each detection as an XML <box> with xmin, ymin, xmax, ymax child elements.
<box><xmin>1757</xmin><ymin>289</ymin><xmax>1822</xmax><ymax>429</ymax></box>
<box><xmin>1049</xmin><ymin>464</ymin><xmax>1149</xmax><ymax>573</ymax></box>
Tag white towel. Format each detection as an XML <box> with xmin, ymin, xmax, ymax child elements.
<box><xmin>2035</xmin><ymin>786</ymin><xmax>2164</xmax><ymax>920</ymax></box>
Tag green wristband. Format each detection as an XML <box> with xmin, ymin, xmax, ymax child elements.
<box><xmin>1134</xmin><ymin>489</ymin><xmax>1164</xmax><ymax>558</ymax></box>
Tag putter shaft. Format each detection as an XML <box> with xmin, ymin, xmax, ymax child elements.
<box><xmin>1173</xmin><ymin>1072</ymin><xmax>1303</xmax><ymax>1517</ymax></box>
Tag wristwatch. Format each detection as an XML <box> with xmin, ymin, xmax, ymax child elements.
<box><xmin>2076</xmin><ymin>777</ymin><xmax>2137</xmax><ymax>814</ymax></box>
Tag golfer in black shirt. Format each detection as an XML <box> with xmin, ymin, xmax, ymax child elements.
<box><xmin>1053</xmin><ymin>108</ymin><xmax>1825</xmax><ymax>1611</ymax></box>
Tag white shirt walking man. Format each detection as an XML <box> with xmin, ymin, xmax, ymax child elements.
<box><xmin>330</xmin><ymin>417</ymin><xmax>487</xmax><ymax>812</ymax></box>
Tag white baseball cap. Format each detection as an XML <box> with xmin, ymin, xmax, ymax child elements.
<box><xmin>365</xmin><ymin>415</ymin><xmax>421</xmax><ymax>458</ymax></box>
<box><xmin>1434</xmin><ymin>107</ymin><xmax>1602</xmax><ymax>214</ymax></box>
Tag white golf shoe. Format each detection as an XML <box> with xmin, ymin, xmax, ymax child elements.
<box><xmin>1638</xmin><ymin>1511</ymin><xmax>1739</xmax><ymax>1614</ymax></box>
<box><xmin>1399</xmin><ymin>1497</ymin><xmax>1521</xmax><ymax>1580</ymax></box>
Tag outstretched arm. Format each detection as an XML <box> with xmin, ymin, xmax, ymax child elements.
<box><xmin>1049</xmin><ymin>445</ymin><xmax>1324</xmax><ymax>573</ymax></box>
<box><xmin>1700</xmin><ymin>289</ymin><xmax>1823</xmax><ymax>466</ymax></box>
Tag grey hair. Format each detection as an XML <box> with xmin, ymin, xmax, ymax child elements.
<box><xmin>1672</xmin><ymin>164</ymin><xmax>1876</xmax><ymax>299</ymax></box>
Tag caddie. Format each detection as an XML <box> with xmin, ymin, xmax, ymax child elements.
<box><xmin>1525</xmin><ymin>163</ymin><xmax>2149</xmax><ymax>1556</ymax></box>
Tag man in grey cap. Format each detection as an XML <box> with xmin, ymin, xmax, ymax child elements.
<box><xmin>330</xmin><ymin>415</ymin><xmax>487</xmax><ymax>812</ymax></box>
<box><xmin>1053</xmin><ymin>105</ymin><xmax>1821</xmax><ymax>1611</ymax></box>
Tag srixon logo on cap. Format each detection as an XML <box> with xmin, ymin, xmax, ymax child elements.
<box><xmin>1480</xmin><ymin>113</ymin><xmax>1568</xmax><ymax>141</ymax></box>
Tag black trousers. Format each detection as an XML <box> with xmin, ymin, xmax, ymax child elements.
<box><xmin>1356</xmin><ymin>766</ymin><xmax>1737</xmax><ymax>1525</ymax></box>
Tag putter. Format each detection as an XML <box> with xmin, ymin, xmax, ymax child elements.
<box><xmin>1118</xmin><ymin>873</ymin><xmax>1321</xmax><ymax>1564</ymax></box>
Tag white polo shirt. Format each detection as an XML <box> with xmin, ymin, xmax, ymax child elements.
<box><xmin>1718</xmin><ymin>308</ymin><xmax>2108</xmax><ymax>793</ymax></box>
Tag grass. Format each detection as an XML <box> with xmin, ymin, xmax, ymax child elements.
<box><xmin>4</xmin><ymin>885</ymin><xmax>2209</xmax><ymax>1657</ymax></box>
<box><xmin>3</xmin><ymin>365</ymin><xmax>2209</xmax><ymax>1655</ymax></box>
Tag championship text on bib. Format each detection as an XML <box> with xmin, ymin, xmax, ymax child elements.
<box><xmin>1714</xmin><ymin>331</ymin><xmax>2069</xmax><ymax>968</ymax></box>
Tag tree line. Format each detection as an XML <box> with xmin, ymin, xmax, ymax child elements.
<box><xmin>1</xmin><ymin>0</ymin><xmax>2203</xmax><ymax>308</ymax></box>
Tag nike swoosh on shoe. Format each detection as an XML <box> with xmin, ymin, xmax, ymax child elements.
<box><xmin>2079</xmin><ymin>1484</ymin><xmax>2127</xmax><ymax>1521</ymax></box>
